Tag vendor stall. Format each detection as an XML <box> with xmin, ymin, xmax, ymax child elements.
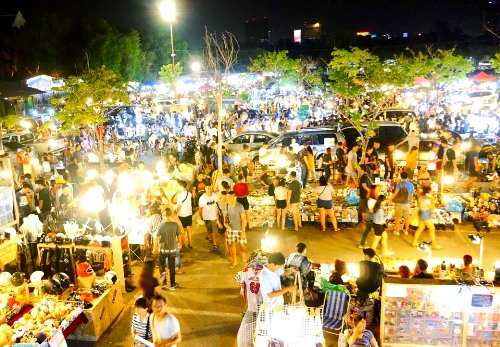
<box><xmin>381</xmin><ymin>277</ymin><xmax>500</xmax><ymax>347</ymax></box>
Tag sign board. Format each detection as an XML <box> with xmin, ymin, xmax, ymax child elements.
<box><xmin>471</xmin><ymin>294</ymin><xmax>494</xmax><ymax>308</ymax></box>
<box><xmin>324</xmin><ymin>137</ymin><xmax>336</xmax><ymax>149</ymax></box>
<box><xmin>49</xmin><ymin>330</ymin><xmax>68</xmax><ymax>347</ymax></box>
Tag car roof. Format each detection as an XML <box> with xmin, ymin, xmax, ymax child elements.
<box><xmin>236</xmin><ymin>131</ymin><xmax>278</xmax><ymax>136</ymax></box>
<box><xmin>341</xmin><ymin>121</ymin><xmax>402</xmax><ymax>129</ymax></box>
<box><xmin>280</xmin><ymin>127</ymin><xmax>334</xmax><ymax>136</ymax></box>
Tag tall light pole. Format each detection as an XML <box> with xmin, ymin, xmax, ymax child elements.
<box><xmin>159</xmin><ymin>1</ymin><xmax>176</xmax><ymax>94</ymax></box>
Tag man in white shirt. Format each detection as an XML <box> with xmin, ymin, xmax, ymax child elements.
<box><xmin>198</xmin><ymin>185</ymin><xmax>222</xmax><ymax>252</ymax></box>
<box><xmin>259</xmin><ymin>252</ymin><xmax>297</xmax><ymax>306</ymax></box>
<box><xmin>345</xmin><ymin>144</ymin><xmax>359</xmax><ymax>188</ymax></box>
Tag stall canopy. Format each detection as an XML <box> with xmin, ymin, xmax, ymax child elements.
<box><xmin>0</xmin><ymin>81</ymin><xmax>45</xmax><ymax>98</ymax></box>
<box><xmin>414</xmin><ymin>76</ymin><xmax>430</xmax><ymax>85</ymax></box>
<box><xmin>468</xmin><ymin>71</ymin><xmax>497</xmax><ymax>83</ymax></box>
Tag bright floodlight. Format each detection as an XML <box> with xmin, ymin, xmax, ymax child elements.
<box><xmin>159</xmin><ymin>1</ymin><xmax>176</xmax><ymax>22</ymax></box>
<box><xmin>191</xmin><ymin>62</ymin><xmax>201</xmax><ymax>73</ymax></box>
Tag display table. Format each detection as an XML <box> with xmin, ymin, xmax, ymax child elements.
<box><xmin>0</xmin><ymin>236</ymin><xmax>21</xmax><ymax>270</ymax></box>
<box><xmin>381</xmin><ymin>277</ymin><xmax>500</xmax><ymax>347</ymax></box>
<box><xmin>68</xmin><ymin>282</ymin><xmax>124</xmax><ymax>342</ymax></box>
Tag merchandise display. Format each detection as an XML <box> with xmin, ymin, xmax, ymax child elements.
<box><xmin>381</xmin><ymin>278</ymin><xmax>500</xmax><ymax>347</ymax></box>
<box><xmin>6</xmin><ymin>298</ymin><xmax>83</xmax><ymax>345</ymax></box>
<box><xmin>254</xmin><ymin>304</ymin><xmax>324</xmax><ymax>347</ymax></box>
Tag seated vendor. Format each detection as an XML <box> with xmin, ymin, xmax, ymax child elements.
<box><xmin>329</xmin><ymin>260</ymin><xmax>354</xmax><ymax>293</ymax></box>
<box><xmin>356</xmin><ymin>248</ymin><xmax>385</xmax><ymax>300</ymax></box>
<box><xmin>412</xmin><ymin>259</ymin><xmax>434</xmax><ymax>279</ymax></box>
<box><xmin>462</xmin><ymin>254</ymin><xmax>474</xmax><ymax>274</ymax></box>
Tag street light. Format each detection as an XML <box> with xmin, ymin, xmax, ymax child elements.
<box><xmin>191</xmin><ymin>62</ymin><xmax>201</xmax><ymax>73</ymax></box>
<box><xmin>159</xmin><ymin>1</ymin><xmax>176</xmax><ymax>92</ymax></box>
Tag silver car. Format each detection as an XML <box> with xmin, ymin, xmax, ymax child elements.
<box><xmin>224</xmin><ymin>131</ymin><xmax>278</xmax><ymax>155</ymax></box>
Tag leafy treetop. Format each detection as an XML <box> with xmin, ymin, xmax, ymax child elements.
<box><xmin>50</xmin><ymin>66</ymin><xmax>129</xmax><ymax>132</ymax></box>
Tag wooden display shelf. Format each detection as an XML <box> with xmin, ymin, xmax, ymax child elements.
<box><xmin>0</xmin><ymin>236</ymin><xmax>21</xmax><ymax>270</ymax></box>
<box><xmin>68</xmin><ymin>282</ymin><xmax>124</xmax><ymax>342</ymax></box>
<box><xmin>36</xmin><ymin>243</ymin><xmax>77</xmax><ymax>286</ymax></box>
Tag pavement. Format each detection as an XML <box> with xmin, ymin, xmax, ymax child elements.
<box><xmin>68</xmin><ymin>154</ymin><xmax>500</xmax><ymax>346</ymax></box>
<box><xmin>67</xmin><ymin>209</ymin><xmax>498</xmax><ymax>347</ymax></box>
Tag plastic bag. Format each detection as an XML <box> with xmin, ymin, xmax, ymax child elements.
<box><xmin>345</xmin><ymin>189</ymin><xmax>360</xmax><ymax>206</ymax></box>
<box><xmin>320</xmin><ymin>278</ymin><xmax>349</xmax><ymax>294</ymax></box>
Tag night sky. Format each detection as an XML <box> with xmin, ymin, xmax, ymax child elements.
<box><xmin>0</xmin><ymin>0</ymin><xmax>493</xmax><ymax>47</ymax></box>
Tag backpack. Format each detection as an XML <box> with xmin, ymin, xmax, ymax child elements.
<box><xmin>392</xmin><ymin>184</ymin><xmax>409</xmax><ymax>204</ymax></box>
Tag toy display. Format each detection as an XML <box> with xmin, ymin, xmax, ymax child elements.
<box><xmin>7</xmin><ymin>298</ymin><xmax>83</xmax><ymax>345</ymax></box>
<box><xmin>382</xmin><ymin>280</ymin><xmax>500</xmax><ymax>347</ymax></box>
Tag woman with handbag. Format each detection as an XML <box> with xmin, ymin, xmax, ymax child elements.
<box><xmin>315</xmin><ymin>175</ymin><xmax>339</xmax><ymax>232</ymax></box>
<box><xmin>131</xmin><ymin>297</ymin><xmax>152</xmax><ymax>347</ymax></box>
<box><xmin>411</xmin><ymin>186</ymin><xmax>442</xmax><ymax>249</ymax></box>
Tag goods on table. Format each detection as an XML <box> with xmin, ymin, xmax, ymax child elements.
<box><xmin>254</xmin><ymin>304</ymin><xmax>324</xmax><ymax>347</ymax></box>
<box><xmin>248</xmin><ymin>191</ymin><xmax>276</xmax><ymax>227</ymax></box>
<box><xmin>7</xmin><ymin>298</ymin><xmax>83</xmax><ymax>345</ymax></box>
<box><xmin>0</xmin><ymin>293</ymin><xmax>27</xmax><ymax>324</ymax></box>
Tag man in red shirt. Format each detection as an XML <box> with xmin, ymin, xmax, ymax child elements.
<box><xmin>233</xmin><ymin>174</ymin><xmax>252</xmax><ymax>230</ymax></box>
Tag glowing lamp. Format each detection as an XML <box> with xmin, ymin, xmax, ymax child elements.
<box><xmin>20</xmin><ymin>120</ymin><xmax>32</xmax><ymax>129</ymax></box>
<box><xmin>159</xmin><ymin>1</ymin><xmax>176</xmax><ymax>22</ymax></box>
<box><xmin>233</xmin><ymin>153</ymin><xmax>241</xmax><ymax>164</ymax></box>
<box><xmin>443</xmin><ymin>176</ymin><xmax>455</xmax><ymax>185</ymax></box>
<box><xmin>276</xmin><ymin>155</ymin><xmax>287</xmax><ymax>168</ymax></box>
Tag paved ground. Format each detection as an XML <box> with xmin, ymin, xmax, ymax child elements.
<box><xmin>67</xmin><ymin>212</ymin><xmax>498</xmax><ymax>347</ymax></box>
<box><xmin>68</xmin><ymin>154</ymin><xmax>500</xmax><ymax>346</ymax></box>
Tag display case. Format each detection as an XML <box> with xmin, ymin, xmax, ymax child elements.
<box><xmin>381</xmin><ymin>277</ymin><xmax>500</xmax><ymax>347</ymax></box>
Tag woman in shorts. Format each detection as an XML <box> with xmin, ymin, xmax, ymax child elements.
<box><xmin>412</xmin><ymin>186</ymin><xmax>442</xmax><ymax>249</ymax></box>
<box><xmin>370</xmin><ymin>194</ymin><xmax>393</xmax><ymax>256</ymax></box>
<box><xmin>315</xmin><ymin>175</ymin><xmax>339</xmax><ymax>232</ymax></box>
<box><xmin>274</xmin><ymin>178</ymin><xmax>288</xmax><ymax>230</ymax></box>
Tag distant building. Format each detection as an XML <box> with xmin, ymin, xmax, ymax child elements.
<box><xmin>244</xmin><ymin>17</ymin><xmax>270</xmax><ymax>45</ymax></box>
<box><xmin>303</xmin><ymin>22</ymin><xmax>321</xmax><ymax>40</ymax></box>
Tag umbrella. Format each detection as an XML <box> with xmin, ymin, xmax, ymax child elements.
<box><xmin>468</xmin><ymin>71</ymin><xmax>497</xmax><ymax>83</ymax></box>
<box><xmin>0</xmin><ymin>81</ymin><xmax>45</xmax><ymax>98</ymax></box>
<box><xmin>414</xmin><ymin>76</ymin><xmax>430</xmax><ymax>85</ymax></box>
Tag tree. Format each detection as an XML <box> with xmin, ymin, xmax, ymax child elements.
<box><xmin>204</xmin><ymin>29</ymin><xmax>239</xmax><ymax>175</ymax></box>
<box><xmin>141</xmin><ymin>29</ymin><xmax>189</xmax><ymax>81</ymax></box>
<box><xmin>87</xmin><ymin>29</ymin><xmax>145</xmax><ymax>81</ymax></box>
<box><xmin>0</xmin><ymin>101</ymin><xmax>19</xmax><ymax>152</ymax></box>
<box><xmin>408</xmin><ymin>47</ymin><xmax>474</xmax><ymax>85</ymax></box>
<box><xmin>490</xmin><ymin>53</ymin><xmax>500</xmax><ymax>72</ymax></box>
<box><xmin>50</xmin><ymin>66</ymin><xmax>129</xmax><ymax>169</ymax></box>
<box><xmin>248</xmin><ymin>50</ymin><xmax>298</xmax><ymax>86</ymax></box>
<box><xmin>158</xmin><ymin>63</ymin><xmax>183</xmax><ymax>91</ymax></box>
<box><xmin>328</xmin><ymin>47</ymin><xmax>417</xmax><ymax>161</ymax></box>
<box><xmin>296</xmin><ymin>58</ymin><xmax>323</xmax><ymax>89</ymax></box>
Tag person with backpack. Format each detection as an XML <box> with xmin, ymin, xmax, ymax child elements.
<box><xmin>390</xmin><ymin>171</ymin><xmax>415</xmax><ymax>236</ymax></box>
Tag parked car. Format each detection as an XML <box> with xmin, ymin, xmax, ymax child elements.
<box><xmin>338</xmin><ymin>121</ymin><xmax>408</xmax><ymax>150</ymax></box>
<box><xmin>263</xmin><ymin>127</ymin><xmax>340</xmax><ymax>165</ymax></box>
<box><xmin>393</xmin><ymin>131</ymin><xmax>465</xmax><ymax>166</ymax></box>
<box><xmin>225</xmin><ymin>131</ymin><xmax>278</xmax><ymax>155</ymax></box>
<box><xmin>2</xmin><ymin>131</ymin><xmax>66</xmax><ymax>154</ymax></box>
